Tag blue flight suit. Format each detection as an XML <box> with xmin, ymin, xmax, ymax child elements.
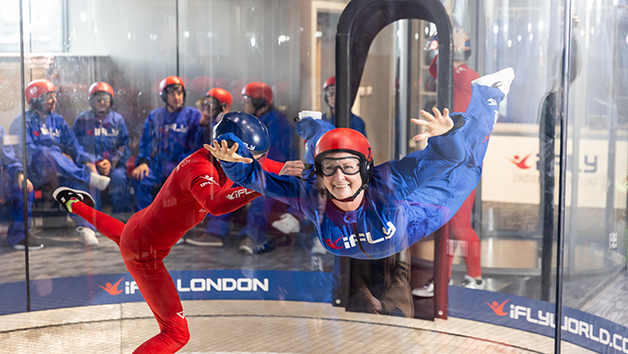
<box><xmin>218</xmin><ymin>83</ymin><xmax>503</xmax><ymax>259</ymax></box>
<box><xmin>132</xmin><ymin>106</ymin><xmax>201</xmax><ymax>211</ymax></box>
<box><xmin>73</xmin><ymin>110</ymin><xmax>131</xmax><ymax>213</ymax></box>
<box><xmin>238</xmin><ymin>109</ymin><xmax>296</xmax><ymax>251</ymax></box>
<box><xmin>322</xmin><ymin>112</ymin><xmax>367</xmax><ymax>136</ymax></box>
<box><xmin>0</xmin><ymin>125</ymin><xmax>34</xmax><ymax>247</ymax></box>
<box><xmin>9</xmin><ymin>110</ymin><xmax>96</xmax><ymax>231</ymax></box>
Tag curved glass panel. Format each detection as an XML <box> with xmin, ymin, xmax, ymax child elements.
<box><xmin>3</xmin><ymin>0</ymin><xmax>624</xmax><ymax>353</ymax></box>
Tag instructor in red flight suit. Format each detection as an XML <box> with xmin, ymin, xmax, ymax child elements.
<box><xmin>53</xmin><ymin>112</ymin><xmax>303</xmax><ymax>353</ymax></box>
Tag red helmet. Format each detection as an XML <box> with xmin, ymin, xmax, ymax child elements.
<box><xmin>323</xmin><ymin>76</ymin><xmax>336</xmax><ymax>90</ymax></box>
<box><xmin>25</xmin><ymin>79</ymin><xmax>57</xmax><ymax>103</ymax></box>
<box><xmin>241</xmin><ymin>82</ymin><xmax>273</xmax><ymax>105</ymax></box>
<box><xmin>206</xmin><ymin>87</ymin><xmax>233</xmax><ymax>108</ymax></box>
<box><xmin>159</xmin><ymin>76</ymin><xmax>186</xmax><ymax>101</ymax></box>
<box><xmin>88</xmin><ymin>82</ymin><xmax>114</xmax><ymax>99</ymax></box>
<box><xmin>314</xmin><ymin>128</ymin><xmax>374</xmax><ymax>186</ymax></box>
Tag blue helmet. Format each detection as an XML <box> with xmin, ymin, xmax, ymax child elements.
<box><xmin>212</xmin><ymin>111</ymin><xmax>270</xmax><ymax>154</ymax></box>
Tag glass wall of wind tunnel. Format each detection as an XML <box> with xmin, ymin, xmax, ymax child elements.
<box><xmin>560</xmin><ymin>0</ymin><xmax>628</xmax><ymax>351</ymax></box>
<box><xmin>8</xmin><ymin>0</ymin><xmax>179</xmax><ymax>314</ymax></box>
<box><xmin>0</xmin><ymin>0</ymin><xmax>28</xmax><ymax>317</ymax></box>
<box><xmin>443</xmin><ymin>0</ymin><xmax>566</xmax><ymax>347</ymax></box>
<box><xmin>1</xmin><ymin>0</ymin><xmax>338</xmax><ymax>319</ymax></box>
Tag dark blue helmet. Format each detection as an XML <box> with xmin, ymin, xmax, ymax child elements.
<box><xmin>212</xmin><ymin>111</ymin><xmax>270</xmax><ymax>154</ymax></box>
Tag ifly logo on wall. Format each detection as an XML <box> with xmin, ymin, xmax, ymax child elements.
<box><xmin>97</xmin><ymin>270</ymin><xmax>332</xmax><ymax>303</ymax></box>
<box><xmin>450</xmin><ymin>286</ymin><xmax>628</xmax><ymax>353</ymax></box>
<box><xmin>0</xmin><ymin>270</ymin><xmax>333</xmax><ymax>315</ymax></box>
<box><xmin>100</xmin><ymin>276</ymin><xmax>270</xmax><ymax>297</ymax></box>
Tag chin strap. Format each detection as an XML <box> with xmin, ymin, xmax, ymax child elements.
<box><xmin>165</xmin><ymin>103</ymin><xmax>184</xmax><ymax>112</ymax></box>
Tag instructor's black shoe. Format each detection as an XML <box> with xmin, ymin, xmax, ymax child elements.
<box><xmin>52</xmin><ymin>187</ymin><xmax>96</xmax><ymax>211</ymax></box>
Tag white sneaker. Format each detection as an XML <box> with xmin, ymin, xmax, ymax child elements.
<box><xmin>412</xmin><ymin>278</ymin><xmax>435</xmax><ymax>297</ymax></box>
<box><xmin>412</xmin><ymin>278</ymin><xmax>453</xmax><ymax>297</ymax></box>
<box><xmin>271</xmin><ymin>213</ymin><xmax>300</xmax><ymax>234</ymax></box>
<box><xmin>311</xmin><ymin>237</ymin><xmax>327</xmax><ymax>255</ymax></box>
<box><xmin>460</xmin><ymin>274</ymin><xmax>486</xmax><ymax>290</ymax></box>
<box><xmin>76</xmin><ymin>226</ymin><xmax>99</xmax><ymax>246</ymax></box>
<box><xmin>471</xmin><ymin>67</ymin><xmax>515</xmax><ymax>96</ymax></box>
<box><xmin>89</xmin><ymin>172</ymin><xmax>111</xmax><ymax>191</ymax></box>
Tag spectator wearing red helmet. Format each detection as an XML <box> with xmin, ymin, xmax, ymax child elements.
<box><xmin>238</xmin><ymin>81</ymin><xmax>297</xmax><ymax>254</ymax></box>
<box><xmin>130</xmin><ymin>75</ymin><xmax>203</xmax><ymax>212</ymax></box>
<box><xmin>321</xmin><ymin>76</ymin><xmax>367</xmax><ymax>137</ymax></box>
<box><xmin>195</xmin><ymin>87</ymin><xmax>233</xmax><ymax>139</ymax></box>
<box><xmin>10</xmin><ymin>79</ymin><xmax>112</xmax><ymax>246</ymax></box>
<box><xmin>73</xmin><ymin>82</ymin><xmax>132</xmax><ymax>217</ymax></box>
<box><xmin>187</xmin><ymin>87</ymin><xmax>240</xmax><ymax>247</ymax></box>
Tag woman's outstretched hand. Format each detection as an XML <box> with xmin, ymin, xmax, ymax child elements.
<box><xmin>205</xmin><ymin>140</ymin><xmax>253</xmax><ymax>164</ymax></box>
<box><xmin>411</xmin><ymin>107</ymin><xmax>454</xmax><ymax>141</ymax></box>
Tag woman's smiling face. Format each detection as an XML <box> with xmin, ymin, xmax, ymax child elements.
<box><xmin>320</xmin><ymin>151</ymin><xmax>363</xmax><ymax>201</ymax></box>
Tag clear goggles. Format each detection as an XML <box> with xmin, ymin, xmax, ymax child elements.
<box><xmin>252</xmin><ymin>151</ymin><xmax>268</xmax><ymax>163</ymax></box>
<box><xmin>320</xmin><ymin>156</ymin><xmax>361</xmax><ymax>177</ymax></box>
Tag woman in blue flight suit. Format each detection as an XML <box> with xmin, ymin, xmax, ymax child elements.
<box><xmin>208</xmin><ymin>68</ymin><xmax>514</xmax><ymax>260</ymax></box>
<box><xmin>74</xmin><ymin>82</ymin><xmax>131</xmax><ymax>215</ymax></box>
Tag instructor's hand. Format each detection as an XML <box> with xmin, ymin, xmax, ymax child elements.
<box><xmin>279</xmin><ymin>160</ymin><xmax>305</xmax><ymax>177</ymax></box>
<box><xmin>411</xmin><ymin>107</ymin><xmax>453</xmax><ymax>141</ymax></box>
<box><xmin>205</xmin><ymin>140</ymin><xmax>253</xmax><ymax>164</ymax></box>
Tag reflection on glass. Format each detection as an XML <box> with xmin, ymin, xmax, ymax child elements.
<box><xmin>0</xmin><ymin>0</ymin><xmax>626</xmax><ymax>352</ymax></box>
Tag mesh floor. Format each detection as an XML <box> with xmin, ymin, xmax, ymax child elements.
<box><xmin>0</xmin><ymin>300</ymin><xmax>593</xmax><ymax>354</ymax></box>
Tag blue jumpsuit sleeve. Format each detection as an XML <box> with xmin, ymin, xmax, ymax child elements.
<box><xmin>72</xmin><ymin>114</ymin><xmax>100</xmax><ymax>162</ymax></box>
<box><xmin>192</xmin><ymin>124</ymin><xmax>212</xmax><ymax>151</ymax></box>
<box><xmin>9</xmin><ymin>115</ymin><xmax>30</xmax><ymax>164</ymax></box>
<box><xmin>265</xmin><ymin>113</ymin><xmax>296</xmax><ymax>162</ymax></box>
<box><xmin>137</xmin><ymin>112</ymin><xmax>155</xmax><ymax>166</ymax></box>
<box><xmin>296</xmin><ymin>117</ymin><xmax>336</xmax><ymax>165</ymax></box>
<box><xmin>350</xmin><ymin>113</ymin><xmax>367</xmax><ymax>137</ymax></box>
<box><xmin>60</xmin><ymin>118</ymin><xmax>92</xmax><ymax>165</ymax></box>
<box><xmin>387</xmin><ymin>114</ymin><xmax>467</xmax><ymax>198</ymax></box>
<box><xmin>180</xmin><ymin>110</ymin><xmax>202</xmax><ymax>162</ymax></box>
<box><xmin>216</xmin><ymin>133</ymin><xmax>319</xmax><ymax>221</ymax></box>
<box><xmin>0</xmin><ymin>126</ymin><xmax>23</xmax><ymax>181</ymax></box>
<box><xmin>116</xmin><ymin>114</ymin><xmax>132</xmax><ymax>167</ymax></box>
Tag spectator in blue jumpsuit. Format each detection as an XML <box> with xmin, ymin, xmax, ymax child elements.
<box><xmin>237</xmin><ymin>82</ymin><xmax>297</xmax><ymax>254</ymax></box>
<box><xmin>321</xmin><ymin>76</ymin><xmax>367</xmax><ymax>136</ymax></box>
<box><xmin>210</xmin><ymin>68</ymin><xmax>514</xmax><ymax>260</ymax></box>
<box><xmin>10</xmin><ymin>79</ymin><xmax>110</xmax><ymax>246</ymax></box>
<box><xmin>0</xmin><ymin>125</ymin><xmax>39</xmax><ymax>250</ymax></box>
<box><xmin>73</xmin><ymin>82</ymin><xmax>131</xmax><ymax>216</ymax></box>
<box><xmin>130</xmin><ymin>76</ymin><xmax>202</xmax><ymax>211</ymax></box>
<box><xmin>186</xmin><ymin>87</ymin><xmax>240</xmax><ymax>247</ymax></box>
